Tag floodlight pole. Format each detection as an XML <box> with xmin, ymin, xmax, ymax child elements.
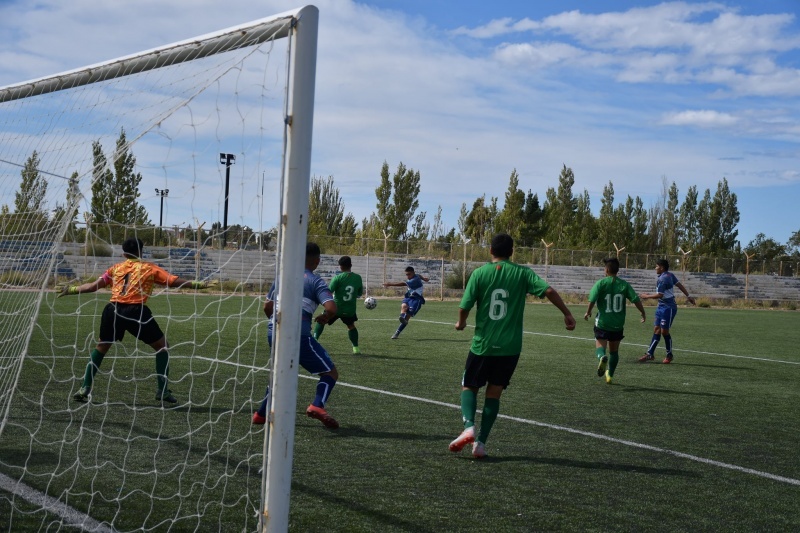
<box><xmin>155</xmin><ymin>188</ymin><xmax>169</xmax><ymax>244</ymax></box>
<box><xmin>219</xmin><ymin>153</ymin><xmax>235</xmax><ymax>249</ymax></box>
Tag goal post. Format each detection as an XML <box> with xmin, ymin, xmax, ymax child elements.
<box><xmin>264</xmin><ymin>5</ymin><xmax>318</xmax><ymax>533</ymax></box>
<box><xmin>0</xmin><ymin>5</ymin><xmax>318</xmax><ymax>532</ymax></box>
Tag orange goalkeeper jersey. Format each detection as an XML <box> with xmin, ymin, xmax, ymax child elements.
<box><xmin>103</xmin><ymin>259</ymin><xmax>178</xmax><ymax>305</ymax></box>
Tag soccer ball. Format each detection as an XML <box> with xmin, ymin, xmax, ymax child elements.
<box><xmin>364</xmin><ymin>297</ymin><xmax>377</xmax><ymax>310</ymax></box>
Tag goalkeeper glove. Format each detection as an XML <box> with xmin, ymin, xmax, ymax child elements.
<box><xmin>58</xmin><ymin>285</ymin><xmax>79</xmax><ymax>298</ymax></box>
<box><xmin>189</xmin><ymin>279</ymin><xmax>220</xmax><ymax>290</ymax></box>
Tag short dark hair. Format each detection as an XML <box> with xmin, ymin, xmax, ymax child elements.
<box><xmin>405</xmin><ymin>266</ymin><xmax>415</xmax><ymax>274</ymax></box>
<box><xmin>490</xmin><ymin>233</ymin><xmax>514</xmax><ymax>259</ymax></box>
<box><xmin>603</xmin><ymin>257</ymin><xmax>620</xmax><ymax>274</ymax></box>
<box><xmin>338</xmin><ymin>256</ymin><xmax>352</xmax><ymax>268</ymax></box>
<box><xmin>306</xmin><ymin>242</ymin><xmax>321</xmax><ymax>258</ymax></box>
<box><xmin>122</xmin><ymin>238</ymin><xmax>143</xmax><ymax>258</ymax></box>
<box><xmin>656</xmin><ymin>258</ymin><xmax>670</xmax><ymax>271</ymax></box>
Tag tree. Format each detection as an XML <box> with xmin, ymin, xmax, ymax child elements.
<box><xmin>630</xmin><ymin>196</ymin><xmax>648</xmax><ymax>252</ymax></box>
<box><xmin>678</xmin><ymin>185</ymin><xmax>699</xmax><ymax>250</ymax></box>
<box><xmin>90</xmin><ymin>129</ymin><xmax>151</xmax><ymax>243</ymax></box>
<box><xmin>518</xmin><ymin>191</ymin><xmax>545</xmax><ymax>247</ymax></box>
<box><xmin>410</xmin><ymin>211</ymin><xmax>429</xmax><ymax>241</ymax></box>
<box><xmin>374</xmin><ymin>161</ymin><xmax>392</xmax><ymax>235</ymax></box>
<box><xmin>543</xmin><ymin>165</ymin><xmax>578</xmax><ymax>245</ymax></box>
<box><xmin>573</xmin><ymin>189</ymin><xmax>596</xmax><ymax>248</ymax></box>
<box><xmin>710</xmin><ymin>178</ymin><xmax>739</xmax><ymax>253</ymax></box>
<box><xmin>596</xmin><ymin>181</ymin><xmax>616</xmax><ymax>249</ymax></box>
<box><xmin>464</xmin><ymin>194</ymin><xmax>496</xmax><ymax>245</ymax></box>
<box><xmin>696</xmin><ymin>188</ymin><xmax>714</xmax><ymax>254</ymax></box>
<box><xmin>51</xmin><ymin>172</ymin><xmax>81</xmax><ymax>242</ymax></box>
<box><xmin>389</xmin><ymin>162</ymin><xmax>422</xmax><ymax>240</ymax></box>
<box><xmin>494</xmin><ymin>169</ymin><xmax>526</xmax><ymax>240</ymax></box>
<box><xmin>372</xmin><ymin>161</ymin><xmax>422</xmax><ymax>241</ymax></box>
<box><xmin>664</xmin><ymin>181</ymin><xmax>680</xmax><ymax>254</ymax></box>
<box><xmin>787</xmin><ymin>229</ymin><xmax>800</xmax><ymax>257</ymax></box>
<box><xmin>15</xmin><ymin>151</ymin><xmax>48</xmax><ymax>215</ymax></box>
<box><xmin>307</xmin><ymin>175</ymin><xmax>356</xmax><ymax>238</ymax></box>
<box><xmin>745</xmin><ymin>233</ymin><xmax>787</xmax><ymax>261</ymax></box>
<box><xmin>429</xmin><ymin>205</ymin><xmax>446</xmax><ymax>243</ymax></box>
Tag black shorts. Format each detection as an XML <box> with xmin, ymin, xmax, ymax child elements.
<box><xmin>328</xmin><ymin>313</ymin><xmax>357</xmax><ymax>326</ymax></box>
<box><xmin>462</xmin><ymin>351</ymin><xmax>520</xmax><ymax>389</ymax></box>
<box><xmin>99</xmin><ymin>303</ymin><xmax>164</xmax><ymax>345</ymax></box>
<box><xmin>593</xmin><ymin>326</ymin><xmax>624</xmax><ymax>342</ymax></box>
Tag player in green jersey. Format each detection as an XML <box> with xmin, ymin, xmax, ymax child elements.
<box><xmin>584</xmin><ymin>257</ymin><xmax>646</xmax><ymax>384</ymax></box>
<box><xmin>313</xmin><ymin>256</ymin><xmax>364</xmax><ymax>354</ymax></box>
<box><xmin>450</xmin><ymin>233</ymin><xmax>576</xmax><ymax>459</ymax></box>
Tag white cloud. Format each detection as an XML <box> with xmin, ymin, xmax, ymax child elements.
<box><xmin>661</xmin><ymin>110</ymin><xmax>739</xmax><ymax>128</ymax></box>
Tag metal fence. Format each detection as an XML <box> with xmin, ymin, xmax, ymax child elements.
<box><xmin>308</xmin><ymin>235</ymin><xmax>799</xmax><ymax>278</ymax></box>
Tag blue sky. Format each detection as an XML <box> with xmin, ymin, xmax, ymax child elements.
<box><xmin>1</xmin><ymin>0</ymin><xmax>798</xmax><ymax>248</ymax></box>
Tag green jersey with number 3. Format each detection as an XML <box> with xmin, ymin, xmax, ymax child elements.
<box><xmin>588</xmin><ymin>276</ymin><xmax>640</xmax><ymax>332</ymax></box>
<box><xmin>460</xmin><ymin>259</ymin><xmax>550</xmax><ymax>356</ymax></box>
<box><xmin>329</xmin><ymin>271</ymin><xmax>363</xmax><ymax>317</ymax></box>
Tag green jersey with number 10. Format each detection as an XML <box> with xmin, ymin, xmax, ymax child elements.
<box><xmin>329</xmin><ymin>271</ymin><xmax>363</xmax><ymax>317</ymax></box>
<box><xmin>460</xmin><ymin>259</ymin><xmax>550</xmax><ymax>356</ymax></box>
<box><xmin>588</xmin><ymin>276</ymin><xmax>640</xmax><ymax>332</ymax></box>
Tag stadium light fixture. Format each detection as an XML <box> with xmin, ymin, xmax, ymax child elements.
<box><xmin>155</xmin><ymin>188</ymin><xmax>169</xmax><ymax>244</ymax></box>
<box><xmin>219</xmin><ymin>153</ymin><xmax>235</xmax><ymax>248</ymax></box>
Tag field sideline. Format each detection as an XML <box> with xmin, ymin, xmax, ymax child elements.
<box><xmin>1</xmin><ymin>295</ymin><xmax>799</xmax><ymax>531</ymax></box>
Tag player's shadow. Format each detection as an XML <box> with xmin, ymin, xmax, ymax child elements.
<box><xmin>412</xmin><ymin>338</ymin><xmax>467</xmax><ymax>343</ymax></box>
<box><xmin>618</xmin><ymin>385</ymin><xmax>729</xmax><ymax>398</ymax></box>
<box><xmin>292</xmin><ymin>482</ymin><xmax>434</xmax><ymax>533</ymax></box>
<box><xmin>336</xmin><ymin>352</ymin><xmax>409</xmax><ymax>360</ymax></box>
<box><xmin>475</xmin><ymin>455</ymin><xmax>700</xmax><ymax>478</ymax></box>
<box><xmin>667</xmin><ymin>362</ymin><xmax>751</xmax><ymax>371</ymax></box>
<box><xmin>313</xmin><ymin>424</ymin><xmax>443</xmax><ymax>442</ymax></box>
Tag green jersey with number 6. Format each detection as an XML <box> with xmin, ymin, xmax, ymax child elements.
<box><xmin>329</xmin><ymin>271</ymin><xmax>363</xmax><ymax>317</ymax></box>
<box><xmin>460</xmin><ymin>259</ymin><xmax>550</xmax><ymax>356</ymax></box>
<box><xmin>588</xmin><ymin>276</ymin><xmax>640</xmax><ymax>332</ymax></box>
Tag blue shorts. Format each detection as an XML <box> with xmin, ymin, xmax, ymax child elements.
<box><xmin>268</xmin><ymin>334</ymin><xmax>335</xmax><ymax>375</ymax></box>
<box><xmin>402</xmin><ymin>297</ymin><xmax>424</xmax><ymax>317</ymax></box>
<box><xmin>654</xmin><ymin>305</ymin><xmax>676</xmax><ymax>329</ymax></box>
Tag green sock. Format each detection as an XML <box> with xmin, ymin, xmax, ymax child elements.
<box><xmin>460</xmin><ymin>389</ymin><xmax>477</xmax><ymax>429</ymax></box>
<box><xmin>609</xmin><ymin>352</ymin><xmax>619</xmax><ymax>376</ymax></box>
<box><xmin>313</xmin><ymin>323</ymin><xmax>324</xmax><ymax>339</ymax></box>
<box><xmin>595</xmin><ymin>347</ymin><xmax>606</xmax><ymax>359</ymax></box>
<box><xmin>82</xmin><ymin>349</ymin><xmax>105</xmax><ymax>389</ymax></box>
<box><xmin>348</xmin><ymin>328</ymin><xmax>359</xmax><ymax>348</ymax></box>
<box><xmin>155</xmin><ymin>350</ymin><xmax>170</xmax><ymax>392</ymax></box>
<box><xmin>478</xmin><ymin>397</ymin><xmax>500</xmax><ymax>444</ymax></box>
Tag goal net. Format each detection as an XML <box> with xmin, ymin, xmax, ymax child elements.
<box><xmin>0</xmin><ymin>6</ymin><xmax>317</xmax><ymax>532</ymax></box>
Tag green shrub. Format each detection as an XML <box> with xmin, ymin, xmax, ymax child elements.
<box><xmin>84</xmin><ymin>240</ymin><xmax>113</xmax><ymax>257</ymax></box>
<box><xmin>445</xmin><ymin>262</ymin><xmax>472</xmax><ymax>290</ymax></box>
<box><xmin>0</xmin><ymin>270</ymin><xmax>36</xmax><ymax>287</ymax></box>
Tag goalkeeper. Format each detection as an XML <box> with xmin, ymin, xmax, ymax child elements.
<box><xmin>59</xmin><ymin>237</ymin><xmax>214</xmax><ymax>404</ymax></box>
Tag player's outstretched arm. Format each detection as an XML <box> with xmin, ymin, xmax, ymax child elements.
<box><xmin>583</xmin><ymin>302</ymin><xmax>595</xmax><ymax>321</ymax></box>
<box><xmin>169</xmin><ymin>277</ymin><xmax>218</xmax><ymax>290</ymax></box>
<box><xmin>315</xmin><ymin>301</ymin><xmax>338</xmax><ymax>324</ymax></box>
<box><xmin>544</xmin><ymin>287</ymin><xmax>576</xmax><ymax>330</ymax></box>
<box><xmin>455</xmin><ymin>307</ymin><xmax>470</xmax><ymax>331</ymax></box>
<box><xmin>57</xmin><ymin>277</ymin><xmax>108</xmax><ymax>297</ymax></box>
<box><xmin>675</xmin><ymin>282</ymin><xmax>696</xmax><ymax>305</ymax></box>
<box><xmin>634</xmin><ymin>300</ymin><xmax>647</xmax><ymax>323</ymax></box>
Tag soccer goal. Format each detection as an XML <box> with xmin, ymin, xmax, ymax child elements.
<box><xmin>0</xmin><ymin>5</ymin><xmax>317</xmax><ymax>532</ymax></box>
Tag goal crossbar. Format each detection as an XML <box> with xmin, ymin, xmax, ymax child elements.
<box><xmin>0</xmin><ymin>9</ymin><xmax>300</xmax><ymax>103</ymax></box>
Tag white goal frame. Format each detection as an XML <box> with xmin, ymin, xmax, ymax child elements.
<box><xmin>0</xmin><ymin>6</ymin><xmax>318</xmax><ymax>532</ymax></box>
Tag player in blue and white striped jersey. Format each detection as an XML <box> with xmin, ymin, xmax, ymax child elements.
<box><xmin>253</xmin><ymin>242</ymin><xmax>340</xmax><ymax>429</ymax></box>
<box><xmin>383</xmin><ymin>266</ymin><xmax>429</xmax><ymax>339</ymax></box>
<box><xmin>639</xmin><ymin>258</ymin><xmax>696</xmax><ymax>364</ymax></box>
